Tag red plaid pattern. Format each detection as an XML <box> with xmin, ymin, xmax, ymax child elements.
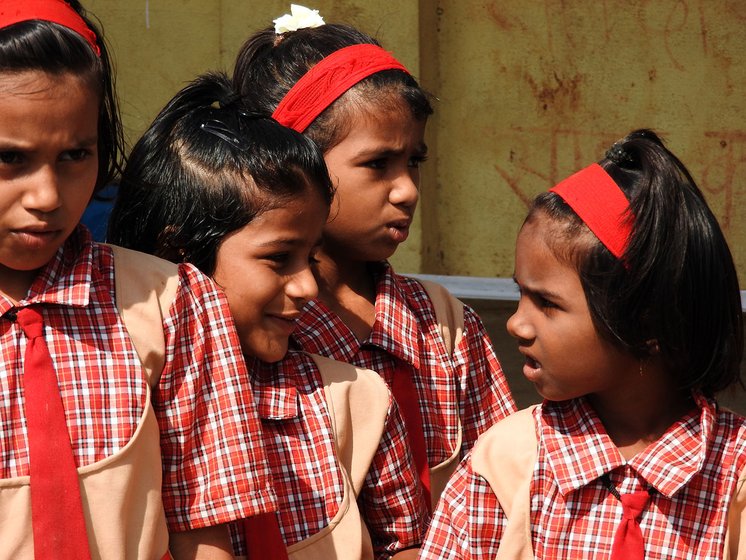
<box><xmin>0</xmin><ymin>227</ymin><xmax>276</xmax><ymax>531</ymax></box>
<box><xmin>229</xmin><ymin>351</ymin><xmax>428</xmax><ymax>558</ymax></box>
<box><xmin>293</xmin><ymin>263</ymin><xmax>516</xmax><ymax>466</ymax></box>
<box><xmin>421</xmin><ymin>395</ymin><xmax>746</xmax><ymax>559</ymax></box>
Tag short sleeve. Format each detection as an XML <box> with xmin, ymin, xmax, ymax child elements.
<box><xmin>154</xmin><ymin>264</ymin><xmax>276</xmax><ymax>531</ymax></box>
<box><xmin>419</xmin><ymin>456</ymin><xmax>505</xmax><ymax>560</ymax></box>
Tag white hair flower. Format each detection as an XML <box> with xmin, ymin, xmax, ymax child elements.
<box><xmin>273</xmin><ymin>4</ymin><xmax>325</xmax><ymax>34</ymax></box>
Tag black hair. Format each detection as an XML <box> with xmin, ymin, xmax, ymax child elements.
<box><xmin>107</xmin><ymin>71</ymin><xmax>334</xmax><ymax>275</ymax></box>
<box><xmin>0</xmin><ymin>0</ymin><xmax>125</xmax><ymax>191</ymax></box>
<box><xmin>233</xmin><ymin>23</ymin><xmax>433</xmax><ymax>152</ymax></box>
<box><xmin>528</xmin><ymin>129</ymin><xmax>743</xmax><ymax>397</ymax></box>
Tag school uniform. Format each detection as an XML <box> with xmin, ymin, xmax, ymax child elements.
<box><xmin>0</xmin><ymin>226</ymin><xmax>276</xmax><ymax>558</ymax></box>
<box><xmin>293</xmin><ymin>262</ymin><xmax>516</xmax><ymax>499</ymax></box>
<box><xmin>229</xmin><ymin>350</ymin><xmax>428</xmax><ymax>559</ymax></box>
<box><xmin>420</xmin><ymin>394</ymin><xmax>746</xmax><ymax>559</ymax></box>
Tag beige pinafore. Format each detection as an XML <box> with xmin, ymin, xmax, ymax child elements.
<box><xmin>0</xmin><ymin>246</ymin><xmax>179</xmax><ymax>559</ymax></box>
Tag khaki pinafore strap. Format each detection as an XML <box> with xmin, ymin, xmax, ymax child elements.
<box><xmin>109</xmin><ymin>244</ymin><xmax>180</xmax><ymax>387</ymax></box>
<box><xmin>415</xmin><ymin>278</ymin><xmax>465</xmax><ymax>509</ymax></box>
<box><xmin>470</xmin><ymin>406</ymin><xmax>538</xmax><ymax>560</ymax></box>
<box><xmin>283</xmin><ymin>354</ymin><xmax>390</xmax><ymax>560</ymax></box>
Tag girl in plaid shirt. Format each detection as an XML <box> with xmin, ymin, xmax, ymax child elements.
<box><xmin>232</xmin><ymin>4</ymin><xmax>517</xmax><ymax>511</ymax></box>
<box><xmin>420</xmin><ymin>129</ymin><xmax>746</xmax><ymax>559</ymax></box>
<box><xmin>108</xmin><ymin>71</ymin><xmax>428</xmax><ymax>558</ymax></box>
<box><xmin>0</xmin><ymin>1</ymin><xmax>276</xmax><ymax>558</ymax></box>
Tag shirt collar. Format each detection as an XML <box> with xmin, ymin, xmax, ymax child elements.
<box><xmin>0</xmin><ymin>225</ymin><xmax>94</xmax><ymax>315</ymax></box>
<box><xmin>249</xmin><ymin>354</ymin><xmax>300</xmax><ymax>420</ymax></box>
<box><xmin>541</xmin><ymin>394</ymin><xmax>713</xmax><ymax>498</ymax></box>
<box><xmin>292</xmin><ymin>262</ymin><xmax>421</xmax><ymax>368</ymax></box>
<box><xmin>367</xmin><ymin>262</ymin><xmax>420</xmax><ymax>368</ymax></box>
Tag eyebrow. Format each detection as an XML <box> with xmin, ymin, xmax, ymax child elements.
<box><xmin>354</xmin><ymin>142</ymin><xmax>429</xmax><ymax>159</ymax></box>
<box><xmin>512</xmin><ymin>276</ymin><xmax>564</xmax><ymax>302</ymax></box>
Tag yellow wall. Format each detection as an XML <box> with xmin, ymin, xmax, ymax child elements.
<box><xmin>88</xmin><ymin>1</ymin><xmax>746</xmax><ymax>280</ymax></box>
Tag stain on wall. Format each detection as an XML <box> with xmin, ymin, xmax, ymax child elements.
<box><xmin>88</xmin><ymin>0</ymin><xmax>746</xmax><ymax>282</ymax></box>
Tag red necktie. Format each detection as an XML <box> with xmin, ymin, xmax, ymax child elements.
<box><xmin>604</xmin><ymin>474</ymin><xmax>651</xmax><ymax>560</ymax></box>
<box><xmin>17</xmin><ymin>307</ymin><xmax>92</xmax><ymax>559</ymax></box>
<box><xmin>391</xmin><ymin>363</ymin><xmax>432</xmax><ymax>511</ymax></box>
<box><xmin>244</xmin><ymin>511</ymin><xmax>289</xmax><ymax>559</ymax></box>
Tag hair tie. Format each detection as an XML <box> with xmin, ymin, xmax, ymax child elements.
<box><xmin>549</xmin><ymin>163</ymin><xmax>634</xmax><ymax>260</ymax></box>
<box><xmin>0</xmin><ymin>0</ymin><xmax>100</xmax><ymax>56</ymax></box>
<box><xmin>605</xmin><ymin>143</ymin><xmax>635</xmax><ymax>166</ymax></box>
<box><xmin>272</xmin><ymin>43</ymin><xmax>409</xmax><ymax>132</ymax></box>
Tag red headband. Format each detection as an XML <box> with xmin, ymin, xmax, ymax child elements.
<box><xmin>549</xmin><ymin>163</ymin><xmax>633</xmax><ymax>259</ymax></box>
<box><xmin>0</xmin><ymin>0</ymin><xmax>100</xmax><ymax>56</ymax></box>
<box><xmin>272</xmin><ymin>43</ymin><xmax>409</xmax><ymax>132</ymax></box>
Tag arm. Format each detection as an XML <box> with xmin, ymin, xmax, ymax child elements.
<box><xmin>169</xmin><ymin>524</ymin><xmax>234</xmax><ymax>560</ymax></box>
<box><xmin>457</xmin><ymin>306</ymin><xmax>517</xmax><ymax>455</ymax></box>
<box><xmin>358</xmin><ymin>395</ymin><xmax>429</xmax><ymax>559</ymax></box>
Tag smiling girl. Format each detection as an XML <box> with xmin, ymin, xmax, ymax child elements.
<box><xmin>108</xmin><ymin>71</ymin><xmax>428</xmax><ymax>559</ymax></box>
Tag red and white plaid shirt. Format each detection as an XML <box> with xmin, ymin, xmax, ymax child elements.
<box><xmin>229</xmin><ymin>350</ymin><xmax>428</xmax><ymax>558</ymax></box>
<box><xmin>293</xmin><ymin>263</ymin><xmax>516</xmax><ymax>467</ymax></box>
<box><xmin>0</xmin><ymin>226</ymin><xmax>276</xmax><ymax>531</ymax></box>
<box><xmin>421</xmin><ymin>395</ymin><xmax>746</xmax><ymax>559</ymax></box>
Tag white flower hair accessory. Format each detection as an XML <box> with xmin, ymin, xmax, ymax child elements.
<box><xmin>274</xmin><ymin>4</ymin><xmax>325</xmax><ymax>34</ymax></box>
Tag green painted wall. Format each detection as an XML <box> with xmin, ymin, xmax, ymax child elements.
<box><xmin>88</xmin><ymin>1</ymin><xmax>746</xmax><ymax>281</ymax></box>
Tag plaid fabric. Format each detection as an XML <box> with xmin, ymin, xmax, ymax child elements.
<box><xmin>293</xmin><ymin>262</ymin><xmax>516</xmax><ymax>467</ymax></box>
<box><xmin>229</xmin><ymin>351</ymin><xmax>428</xmax><ymax>558</ymax></box>
<box><xmin>421</xmin><ymin>395</ymin><xmax>746</xmax><ymax>559</ymax></box>
<box><xmin>0</xmin><ymin>226</ymin><xmax>276</xmax><ymax>531</ymax></box>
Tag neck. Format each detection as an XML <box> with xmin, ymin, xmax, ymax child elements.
<box><xmin>0</xmin><ymin>265</ymin><xmax>38</xmax><ymax>304</ymax></box>
<box><xmin>588</xmin><ymin>359</ymin><xmax>694</xmax><ymax>460</ymax></box>
<box><xmin>313</xmin><ymin>251</ymin><xmax>377</xmax><ymax>340</ymax></box>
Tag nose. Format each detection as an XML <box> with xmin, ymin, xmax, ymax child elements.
<box><xmin>389</xmin><ymin>168</ymin><xmax>419</xmax><ymax>209</ymax></box>
<box><xmin>23</xmin><ymin>166</ymin><xmax>63</xmax><ymax>214</ymax></box>
<box><xmin>286</xmin><ymin>265</ymin><xmax>319</xmax><ymax>305</ymax></box>
<box><xmin>506</xmin><ymin>300</ymin><xmax>534</xmax><ymax>342</ymax></box>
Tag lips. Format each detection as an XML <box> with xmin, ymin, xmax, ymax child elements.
<box><xmin>520</xmin><ymin>350</ymin><xmax>542</xmax><ymax>381</ymax></box>
<box><xmin>386</xmin><ymin>218</ymin><xmax>412</xmax><ymax>243</ymax></box>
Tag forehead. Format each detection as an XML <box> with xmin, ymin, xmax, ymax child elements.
<box><xmin>0</xmin><ymin>70</ymin><xmax>98</xmax><ymax>135</ymax></box>
<box><xmin>515</xmin><ymin>215</ymin><xmax>584</xmax><ymax>286</ymax></box>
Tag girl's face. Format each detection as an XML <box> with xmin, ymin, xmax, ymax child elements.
<box><xmin>321</xmin><ymin>101</ymin><xmax>427</xmax><ymax>264</ymax></box>
<box><xmin>212</xmin><ymin>188</ymin><xmax>328</xmax><ymax>363</ymax></box>
<box><xmin>507</xmin><ymin>213</ymin><xmax>638</xmax><ymax>402</ymax></box>
<box><xmin>0</xmin><ymin>71</ymin><xmax>99</xmax><ymax>296</ymax></box>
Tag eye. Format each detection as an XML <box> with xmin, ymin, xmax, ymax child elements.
<box><xmin>0</xmin><ymin>151</ymin><xmax>23</xmax><ymax>165</ymax></box>
<box><xmin>408</xmin><ymin>154</ymin><xmax>428</xmax><ymax>168</ymax></box>
<box><xmin>59</xmin><ymin>149</ymin><xmax>93</xmax><ymax>162</ymax></box>
<box><xmin>264</xmin><ymin>252</ymin><xmax>289</xmax><ymax>265</ymax></box>
<box><xmin>537</xmin><ymin>295</ymin><xmax>559</xmax><ymax>310</ymax></box>
<box><xmin>363</xmin><ymin>158</ymin><xmax>387</xmax><ymax>170</ymax></box>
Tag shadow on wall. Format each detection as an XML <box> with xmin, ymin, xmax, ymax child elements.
<box><xmin>467</xmin><ymin>299</ymin><xmax>746</xmax><ymax>415</ymax></box>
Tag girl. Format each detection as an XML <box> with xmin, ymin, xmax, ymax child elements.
<box><xmin>0</xmin><ymin>1</ymin><xmax>276</xmax><ymax>559</ymax></box>
<box><xmin>232</xmin><ymin>4</ymin><xmax>517</xmax><ymax>509</ymax></box>
<box><xmin>107</xmin><ymin>72</ymin><xmax>428</xmax><ymax>559</ymax></box>
<box><xmin>420</xmin><ymin>129</ymin><xmax>746</xmax><ymax>559</ymax></box>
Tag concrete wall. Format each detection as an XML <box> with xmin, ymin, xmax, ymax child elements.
<box><xmin>88</xmin><ymin>0</ymin><xmax>746</xmax><ymax>281</ymax></box>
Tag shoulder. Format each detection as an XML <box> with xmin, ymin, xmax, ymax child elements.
<box><xmin>471</xmin><ymin>406</ymin><xmax>538</xmax><ymax>477</ymax></box>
